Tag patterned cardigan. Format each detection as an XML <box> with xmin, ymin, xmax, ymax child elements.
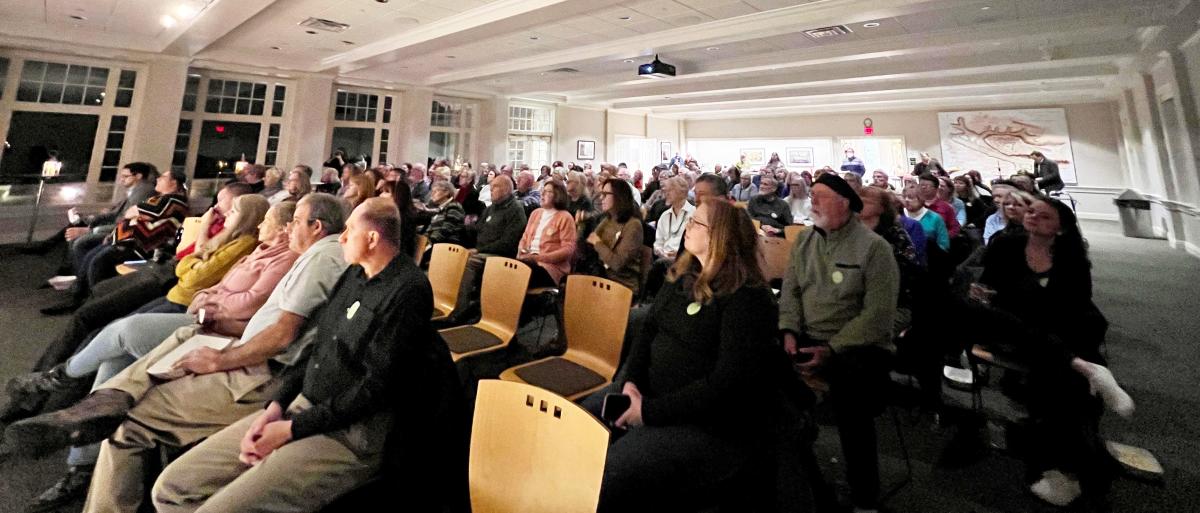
<box><xmin>112</xmin><ymin>192</ymin><xmax>190</xmax><ymax>258</ymax></box>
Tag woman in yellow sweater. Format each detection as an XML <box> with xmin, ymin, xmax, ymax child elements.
<box><xmin>159</xmin><ymin>194</ymin><xmax>270</xmax><ymax>310</ymax></box>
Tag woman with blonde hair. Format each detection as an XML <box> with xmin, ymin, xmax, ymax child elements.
<box><xmin>259</xmin><ymin>167</ymin><xmax>284</xmax><ymax>199</ymax></box>
<box><xmin>341</xmin><ymin>173</ymin><xmax>377</xmax><ymax>209</ymax></box>
<box><xmin>583</xmin><ymin>200</ymin><xmax>787</xmax><ymax>511</ymax></box>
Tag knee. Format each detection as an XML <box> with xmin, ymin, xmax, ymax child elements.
<box><xmin>151</xmin><ymin>466</ymin><xmax>188</xmax><ymax>512</ymax></box>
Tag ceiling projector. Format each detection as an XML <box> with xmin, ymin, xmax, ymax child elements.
<box><xmin>638</xmin><ymin>55</ymin><xmax>676</xmax><ymax>78</ymax></box>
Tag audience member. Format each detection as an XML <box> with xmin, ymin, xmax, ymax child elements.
<box><xmin>517</xmin><ymin>180</ymin><xmax>577</xmax><ymax>288</ymax></box>
<box><xmin>747</xmin><ymin>177</ymin><xmax>792</xmax><ymax>236</ymax></box>
<box><xmin>936</xmin><ymin>176</ymin><xmax>967</xmax><ymax>228</ymax></box>
<box><xmin>645</xmin><ymin>177</ymin><xmax>694</xmax><ymax>297</ymax></box>
<box><xmin>786</xmin><ymin>174</ymin><xmax>813</xmax><ymax>225</ymax></box>
<box><xmin>409</xmin><ymin>164</ymin><xmax>431</xmax><ymax>203</ymax></box>
<box><xmin>450</xmin><ymin>175</ymin><xmax>526</xmax><ymax>321</ymax></box>
<box><xmin>983</xmin><ymin>180</ymin><xmax>1017</xmax><ymax>244</ymax></box>
<box><xmin>917</xmin><ymin>173</ymin><xmax>961</xmax><ymax>237</ymax></box>
<box><xmin>259</xmin><ymin>167</ymin><xmax>284</xmax><ymax>199</ymax></box>
<box><xmin>515</xmin><ymin>171</ymin><xmax>542</xmax><ymax>215</ymax></box>
<box><xmin>341</xmin><ymin>173</ymin><xmax>377</xmax><ymax>209</ymax></box>
<box><xmin>779</xmin><ymin>172</ymin><xmax>899</xmax><ymax>513</ymax></box>
<box><xmin>870</xmin><ymin>170</ymin><xmax>894</xmax><ymax>190</ymax></box>
<box><xmin>59</xmin><ymin>163</ymin><xmax>157</xmax><ymax>278</ymax></box>
<box><xmin>693</xmin><ymin>173</ymin><xmax>730</xmax><ymax>206</ymax></box>
<box><xmin>566</xmin><ymin>171</ymin><xmax>594</xmax><ymax>217</ymax></box>
<box><xmin>912</xmin><ymin>152</ymin><xmax>945</xmax><ymax>176</ymax></box>
<box><xmin>424</xmin><ymin>181</ymin><xmax>467</xmax><ymax>251</ymax></box>
<box><xmin>954</xmin><ymin>174</ymin><xmax>991</xmax><ymax>229</ymax></box>
<box><xmin>840</xmin><ymin>147</ymin><xmax>866</xmax><ymax>177</ymax></box>
<box><xmin>388</xmin><ymin>180</ymin><xmax>420</xmax><ymax>259</ymax></box>
<box><xmin>271</xmin><ymin>167</ymin><xmax>312</xmax><ymax>205</ymax></box>
<box><xmin>903</xmin><ymin>185</ymin><xmax>950</xmax><ymax>252</ymax></box>
<box><xmin>580</xmin><ymin>179</ymin><xmax>644</xmax><ymax>296</ymax></box>
<box><xmin>858</xmin><ymin>187</ymin><xmax>921</xmax><ymax>332</ymax></box>
<box><xmin>730</xmin><ymin>173</ymin><xmax>758</xmax><ymax>202</ymax></box>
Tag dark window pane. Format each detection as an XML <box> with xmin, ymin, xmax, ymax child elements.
<box><xmin>110</xmin><ymin>116</ymin><xmax>128</xmax><ymax>131</ymax></box>
<box><xmin>195</xmin><ymin>120</ymin><xmax>261</xmax><ymax>179</ymax></box>
<box><xmin>269</xmin><ymin>124</ymin><xmax>280</xmax><ymax>136</ymax></box>
<box><xmin>253</xmin><ymin>83</ymin><xmax>266</xmax><ymax>99</ymax></box>
<box><xmin>21</xmin><ymin>60</ymin><xmax>45</xmax><ymax>81</ymax></box>
<box><xmin>17</xmin><ymin>80</ymin><xmax>38</xmax><ymax>102</ymax></box>
<box><xmin>118</xmin><ymin>69</ymin><xmax>136</xmax><ymax>88</ymax></box>
<box><xmin>179</xmin><ymin>119</ymin><xmax>192</xmax><ymax>132</ymax></box>
<box><xmin>250</xmin><ymin>99</ymin><xmax>264</xmax><ymax>116</ymax></box>
<box><xmin>106</xmin><ymin>133</ymin><xmax>124</xmax><ymax>149</ymax></box>
<box><xmin>331</xmin><ymin>127</ymin><xmax>374</xmax><ymax>168</ymax></box>
<box><xmin>368</xmin><ymin>95</ymin><xmax>378</xmax><ymax>108</ymax></box>
<box><xmin>337</xmin><ymin>91</ymin><xmax>346</xmax><ymax>105</ymax></box>
<box><xmin>235</xmin><ymin>98</ymin><xmax>249</xmax><ymax>115</ymax></box>
<box><xmin>39</xmin><ymin>82</ymin><xmax>63</xmax><ymax>103</ymax></box>
<box><xmin>272</xmin><ymin>100</ymin><xmax>284</xmax><ymax>117</ymax></box>
<box><xmin>0</xmin><ymin>111</ymin><xmax>99</xmax><ymax>183</ymax></box>
<box><xmin>183</xmin><ymin>94</ymin><xmax>197</xmax><ymax>111</ymax></box>
<box><xmin>85</xmin><ymin>87</ymin><xmax>105</xmax><ymax>105</ymax></box>
<box><xmin>237</xmin><ymin>82</ymin><xmax>252</xmax><ymax>98</ymax></box>
<box><xmin>266</xmin><ymin>138</ymin><xmax>279</xmax><ymax>151</ymax></box>
<box><xmin>115</xmin><ymin>89</ymin><xmax>133</xmax><ymax>108</ymax></box>
<box><xmin>335</xmin><ymin>106</ymin><xmax>347</xmax><ymax>120</ymax></box>
<box><xmin>44</xmin><ymin>63</ymin><xmax>67</xmax><ymax>83</ymax></box>
<box><xmin>381</xmin><ymin>129</ymin><xmax>389</xmax><ymax>140</ymax></box>
<box><xmin>273</xmin><ymin>85</ymin><xmax>286</xmax><ymax>101</ymax></box>
<box><xmin>186</xmin><ymin>75</ymin><xmax>200</xmax><ymax>94</ymax></box>
<box><xmin>208</xmin><ymin>79</ymin><xmax>223</xmax><ymax>96</ymax></box>
<box><xmin>87</xmin><ymin>68</ymin><xmax>108</xmax><ymax>86</ymax></box>
<box><xmin>368</xmin><ymin>108</ymin><xmax>376</xmax><ymax>122</ymax></box>
<box><xmin>66</xmin><ymin>65</ymin><xmax>88</xmax><ymax>85</ymax></box>
<box><xmin>264</xmin><ymin>152</ymin><xmax>276</xmax><ymax>165</ymax></box>
<box><xmin>384</xmin><ymin>96</ymin><xmax>392</xmax><ymax>109</ymax></box>
<box><xmin>220</xmin><ymin>97</ymin><xmax>235</xmax><ymax>114</ymax></box>
<box><xmin>103</xmin><ymin>150</ymin><xmax>121</xmax><ymax>167</ymax></box>
<box><xmin>205</xmin><ymin>96</ymin><xmax>220</xmax><ymax>113</ymax></box>
<box><xmin>356</xmin><ymin>109</ymin><xmax>367</xmax><ymax>122</ymax></box>
<box><xmin>223</xmin><ymin>81</ymin><xmax>238</xmax><ymax>97</ymax></box>
<box><xmin>62</xmin><ymin>85</ymin><xmax>84</xmax><ymax>104</ymax></box>
<box><xmin>172</xmin><ymin>150</ymin><xmax>188</xmax><ymax>166</ymax></box>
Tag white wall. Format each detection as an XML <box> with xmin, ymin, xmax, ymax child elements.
<box><xmin>555</xmin><ymin>105</ymin><xmax>606</xmax><ymax>164</ymax></box>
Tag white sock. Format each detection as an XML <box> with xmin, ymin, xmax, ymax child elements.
<box><xmin>1076</xmin><ymin>360</ymin><xmax>1135</xmax><ymax>418</ymax></box>
<box><xmin>1030</xmin><ymin>469</ymin><xmax>1081</xmax><ymax>507</ymax></box>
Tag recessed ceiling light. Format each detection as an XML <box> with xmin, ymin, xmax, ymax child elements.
<box><xmin>623</xmin><ymin>59</ymin><xmax>634</xmax><ymax>63</ymax></box>
<box><xmin>341</xmin><ymin>40</ymin><xmax>355</xmax><ymax>45</ymax></box>
<box><xmin>705</xmin><ymin>46</ymin><xmax>720</xmax><ymax>51</ymax></box>
<box><xmin>446</xmin><ymin>55</ymin><xmax>456</xmax><ymax>59</ymax></box>
<box><xmin>618</xmin><ymin>15</ymin><xmax>631</xmax><ymax>20</ymax></box>
<box><xmin>862</xmin><ymin>22</ymin><xmax>881</xmax><ymax>28</ymax></box>
<box><xmin>68</xmin><ymin>14</ymin><xmax>86</xmax><ymax>21</ymax></box>
<box><xmin>981</xmin><ymin>5</ymin><xmax>991</xmax><ymax>9</ymax></box>
<box><xmin>529</xmin><ymin>35</ymin><xmax>540</xmax><ymax>40</ymax></box>
<box><xmin>270</xmin><ymin>46</ymin><xmax>281</xmax><ymax>50</ymax></box>
<box><xmin>160</xmin><ymin>15</ymin><xmax>177</xmax><ymax>28</ymax></box>
<box><xmin>376</xmin><ymin>0</ymin><xmax>389</xmax><ymax>3</ymax></box>
<box><xmin>305</xmin><ymin>30</ymin><xmax>317</xmax><ymax>34</ymax></box>
<box><xmin>175</xmin><ymin>5</ymin><xmax>200</xmax><ymax>19</ymax></box>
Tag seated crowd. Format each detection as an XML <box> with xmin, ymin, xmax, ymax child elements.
<box><xmin>0</xmin><ymin>152</ymin><xmax>1133</xmax><ymax>513</ymax></box>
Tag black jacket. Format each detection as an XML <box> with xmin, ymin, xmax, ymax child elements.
<box><xmin>1034</xmin><ymin>159</ymin><xmax>1064</xmax><ymax>192</ymax></box>
<box><xmin>474</xmin><ymin>194</ymin><xmax>527</xmax><ymax>256</ymax></box>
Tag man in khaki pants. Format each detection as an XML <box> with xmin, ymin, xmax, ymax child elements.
<box><xmin>4</xmin><ymin>193</ymin><xmax>350</xmax><ymax>513</ymax></box>
<box><xmin>153</xmin><ymin>198</ymin><xmax>464</xmax><ymax>512</ymax></box>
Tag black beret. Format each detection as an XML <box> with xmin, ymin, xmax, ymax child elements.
<box><xmin>814</xmin><ymin>173</ymin><xmax>862</xmax><ymax>212</ymax></box>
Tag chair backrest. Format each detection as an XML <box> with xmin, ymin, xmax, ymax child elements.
<box><xmin>783</xmin><ymin>224</ymin><xmax>807</xmax><ymax>243</ymax></box>
<box><xmin>429</xmin><ymin>243</ymin><xmax>469</xmax><ymax>313</ymax></box>
<box><xmin>470</xmin><ymin>380</ymin><xmax>609</xmax><ymax>513</ymax></box>
<box><xmin>413</xmin><ymin>234</ymin><xmax>430</xmax><ymax>265</ymax></box>
<box><xmin>752</xmin><ymin>219</ymin><xmax>762</xmax><ymax>233</ymax></box>
<box><xmin>759</xmin><ymin>235</ymin><xmax>792</xmax><ymax>282</ymax></box>
<box><xmin>479</xmin><ymin>257</ymin><xmax>532</xmax><ymax>340</ymax></box>
<box><xmin>564</xmin><ymin>275</ymin><xmax>633</xmax><ymax>379</ymax></box>
<box><xmin>733</xmin><ymin>201</ymin><xmax>748</xmax><ymax>209</ymax></box>
<box><xmin>176</xmin><ymin>217</ymin><xmax>203</xmax><ymax>255</ymax></box>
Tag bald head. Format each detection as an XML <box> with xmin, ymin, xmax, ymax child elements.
<box><xmin>354</xmin><ymin>197</ymin><xmax>403</xmax><ymax>248</ymax></box>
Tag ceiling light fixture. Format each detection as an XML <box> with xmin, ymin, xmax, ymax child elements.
<box><xmin>271</xmin><ymin>46</ymin><xmax>281</xmax><ymax>50</ymax></box>
<box><xmin>618</xmin><ymin>15</ymin><xmax>631</xmax><ymax>20</ymax></box>
<box><xmin>862</xmin><ymin>22</ymin><xmax>880</xmax><ymax>28</ymax></box>
<box><xmin>376</xmin><ymin>0</ymin><xmax>389</xmax><ymax>3</ymax></box>
<box><xmin>446</xmin><ymin>55</ymin><xmax>456</xmax><ymax>59</ymax></box>
<box><xmin>981</xmin><ymin>5</ymin><xmax>991</xmax><ymax>9</ymax></box>
<box><xmin>705</xmin><ymin>46</ymin><xmax>720</xmax><ymax>51</ymax></box>
<box><xmin>623</xmin><ymin>59</ymin><xmax>634</xmax><ymax>63</ymax></box>
<box><xmin>341</xmin><ymin>40</ymin><xmax>356</xmax><ymax>45</ymax></box>
<box><xmin>160</xmin><ymin>15</ymin><xmax>177</xmax><ymax>28</ymax></box>
<box><xmin>175</xmin><ymin>5</ymin><xmax>200</xmax><ymax>19</ymax></box>
<box><xmin>69</xmin><ymin>14</ymin><xmax>86</xmax><ymax>21</ymax></box>
<box><xmin>305</xmin><ymin>30</ymin><xmax>317</xmax><ymax>34</ymax></box>
<box><xmin>529</xmin><ymin>35</ymin><xmax>540</xmax><ymax>40</ymax></box>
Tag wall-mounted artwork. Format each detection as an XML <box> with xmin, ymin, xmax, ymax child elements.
<box><xmin>741</xmin><ymin>148</ymin><xmax>765</xmax><ymax>165</ymax></box>
<box><xmin>660</xmin><ymin>141</ymin><xmax>672</xmax><ymax>162</ymax></box>
<box><xmin>938</xmin><ymin>108</ymin><xmax>1076</xmax><ymax>184</ymax></box>
<box><xmin>786</xmin><ymin>147</ymin><xmax>814</xmax><ymax>166</ymax></box>
<box><xmin>577</xmin><ymin>140</ymin><xmax>596</xmax><ymax>160</ymax></box>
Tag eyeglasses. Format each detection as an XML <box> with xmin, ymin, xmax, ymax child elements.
<box><xmin>118</xmin><ymin>173</ymin><xmax>133</xmax><ymax>179</ymax></box>
<box><xmin>686</xmin><ymin>217</ymin><xmax>709</xmax><ymax>231</ymax></box>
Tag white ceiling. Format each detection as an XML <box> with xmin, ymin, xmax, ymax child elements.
<box><xmin>0</xmin><ymin>0</ymin><xmax>1183</xmax><ymax>118</ymax></box>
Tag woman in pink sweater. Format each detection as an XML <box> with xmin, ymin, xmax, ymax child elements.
<box><xmin>517</xmin><ymin>180</ymin><xmax>577</xmax><ymax>288</ymax></box>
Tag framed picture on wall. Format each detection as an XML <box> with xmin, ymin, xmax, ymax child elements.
<box><xmin>786</xmin><ymin>147</ymin><xmax>814</xmax><ymax>166</ymax></box>
<box><xmin>741</xmin><ymin>148</ymin><xmax>765</xmax><ymax>165</ymax></box>
<box><xmin>660</xmin><ymin>141</ymin><xmax>672</xmax><ymax>162</ymax></box>
<box><xmin>577</xmin><ymin>140</ymin><xmax>596</xmax><ymax>160</ymax></box>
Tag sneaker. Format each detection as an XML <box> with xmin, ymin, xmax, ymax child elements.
<box><xmin>25</xmin><ymin>466</ymin><xmax>93</xmax><ymax>513</ymax></box>
<box><xmin>1081</xmin><ymin>363</ymin><xmax>1135</xmax><ymax>418</ymax></box>
<box><xmin>6</xmin><ymin>364</ymin><xmax>83</xmax><ymax>397</ymax></box>
<box><xmin>46</xmin><ymin>276</ymin><xmax>76</xmax><ymax>291</ymax></box>
<box><xmin>3</xmin><ymin>389</ymin><xmax>134</xmax><ymax>457</ymax></box>
<box><xmin>1030</xmin><ymin>469</ymin><xmax>1081</xmax><ymax>507</ymax></box>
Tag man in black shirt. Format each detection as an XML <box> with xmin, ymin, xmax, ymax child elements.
<box><xmin>1030</xmin><ymin>151</ymin><xmax>1064</xmax><ymax>192</ymax></box>
<box><xmin>449</xmin><ymin>174</ymin><xmax>526</xmax><ymax>321</ymax></box>
<box><xmin>152</xmin><ymin>197</ymin><xmax>466</xmax><ymax>512</ymax></box>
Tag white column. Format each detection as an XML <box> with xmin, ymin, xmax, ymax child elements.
<box><xmin>126</xmin><ymin>57</ymin><xmax>188</xmax><ymax>173</ymax></box>
<box><xmin>396</xmin><ymin>87</ymin><xmax>434</xmax><ymax>165</ymax></box>
<box><xmin>476</xmin><ymin>95</ymin><xmax>508</xmax><ymax>167</ymax></box>
<box><xmin>283</xmin><ymin>74</ymin><xmax>335</xmax><ymax>171</ymax></box>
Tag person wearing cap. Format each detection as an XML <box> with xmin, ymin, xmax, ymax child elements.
<box><xmin>778</xmin><ymin>173</ymin><xmax>899</xmax><ymax>513</ymax></box>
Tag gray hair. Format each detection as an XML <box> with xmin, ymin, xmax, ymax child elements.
<box><xmin>300</xmin><ymin>193</ymin><xmax>347</xmax><ymax>235</ymax></box>
<box><xmin>431</xmin><ymin>180</ymin><xmax>456</xmax><ymax>197</ymax></box>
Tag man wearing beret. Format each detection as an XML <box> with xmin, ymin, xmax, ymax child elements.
<box><xmin>778</xmin><ymin>173</ymin><xmax>899</xmax><ymax>513</ymax></box>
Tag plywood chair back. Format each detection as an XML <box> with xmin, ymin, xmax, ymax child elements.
<box><xmin>428</xmin><ymin>243</ymin><xmax>469</xmax><ymax>320</ymax></box>
<box><xmin>563</xmin><ymin>275</ymin><xmax>633</xmax><ymax>383</ymax></box>
<box><xmin>477</xmin><ymin>257</ymin><xmax>532</xmax><ymax>343</ymax></box>
<box><xmin>784</xmin><ymin>224</ymin><xmax>807</xmax><ymax>243</ymax></box>
<box><xmin>733</xmin><ymin>201</ymin><xmax>748</xmax><ymax>209</ymax></box>
<box><xmin>413</xmin><ymin>234</ymin><xmax>430</xmax><ymax>266</ymax></box>
<box><xmin>469</xmin><ymin>380</ymin><xmax>609</xmax><ymax>513</ymax></box>
<box><xmin>759</xmin><ymin>235</ymin><xmax>792</xmax><ymax>283</ymax></box>
<box><xmin>176</xmin><ymin>217</ymin><xmax>203</xmax><ymax>255</ymax></box>
<box><xmin>752</xmin><ymin>219</ymin><xmax>762</xmax><ymax>233</ymax></box>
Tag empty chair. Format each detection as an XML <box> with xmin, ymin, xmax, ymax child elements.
<box><xmin>784</xmin><ymin>224</ymin><xmax>807</xmax><ymax>243</ymax></box>
<box><xmin>177</xmin><ymin>216</ymin><xmax>203</xmax><ymax>254</ymax></box>
<box><xmin>428</xmin><ymin>243</ymin><xmax>469</xmax><ymax>321</ymax></box>
<box><xmin>759</xmin><ymin>235</ymin><xmax>792</xmax><ymax>283</ymax></box>
<box><xmin>413</xmin><ymin>233</ymin><xmax>429</xmax><ymax>266</ymax></box>
<box><xmin>439</xmin><ymin>257</ymin><xmax>531</xmax><ymax>361</ymax></box>
<box><xmin>500</xmin><ymin>275</ymin><xmax>633</xmax><ymax>400</ymax></box>
<box><xmin>469</xmin><ymin>380</ymin><xmax>609</xmax><ymax>513</ymax></box>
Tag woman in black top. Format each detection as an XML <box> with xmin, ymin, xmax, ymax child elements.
<box><xmin>584</xmin><ymin>200</ymin><xmax>783</xmax><ymax>511</ymax></box>
<box><xmin>389</xmin><ymin>181</ymin><xmax>420</xmax><ymax>260</ymax></box>
<box><xmin>972</xmin><ymin>196</ymin><xmax>1132</xmax><ymax>506</ymax></box>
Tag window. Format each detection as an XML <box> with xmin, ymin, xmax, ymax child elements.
<box><xmin>265</xmin><ymin>123</ymin><xmax>280</xmax><ymax>165</ymax></box>
<box><xmin>17</xmin><ymin>60</ymin><xmax>108</xmax><ymax>106</ymax></box>
<box><xmin>331</xmin><ymin>127</ymin><xmax>375</xmax><ymax>168</ymax></box>
<box><xmin>507</xmin><ymin>104</ymin><xmax>553</xmax><ymax>168</ymax></box>
<box><xmin>431</xmin><ymin>100</ymin><xmax>473</xmax><ymax>128</ymax></box>
<box><xmin>100</xmin><ymin>116</ymin><xmax>128</xmax><ymax>181</ymax></box>
<box><xmin>115</xmin><ymin>70</ymin><xmax>136</xmax><ymax>108</ymax></box>
<box><xmin>382</xmin><ymin>96</ymin><xmax>393</xmax><ymax>124</ymax></box>
<box><xmin>335</xmin><ymin>91</ymin><xmax>378</xmax><ymax>122</ymax></box>
<box><xmin>204</xmin><ymin>78</ymin><xmax>267</xmax><ymax>115</ymax></box>
<box><xmin>429</xmin><ymin>98</ymin><xmax>476</xmax><ymax>162</ymax></box>
<box><xmin>0</xmin><ymin>111</ymin><xmax>99</xmax><ymax>183</ymax></box>
<box><xmin>379</xmin><ymin>129</ymin><xmax>390</xmax><ymax>165</ymax></box>
<box><xmin>171</xmin><ymin>119</ymin><xmax>193</xmax><ymax>173</ymax></box>
<box><xmin>182</xmin><ymin>75</ymin><xmax>200</xmax><ymax>111</ymax></box>
<box><xmin>0</xmin><ymin>57</ymin><xmax>9</xmax><ymax>98</ymax></box>
<box><xmin>195</xmin><ymin>121</ymin><xmax>260</xmax><ymax>179</ymax></box>
<box><xmin>272</xmin><ymin>85</ymin><xmax>286</xmax><ymax>117</ymax></box>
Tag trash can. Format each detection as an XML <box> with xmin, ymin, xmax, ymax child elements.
<box><xmin>1113</xmin><ymin>189</ymin><xmax>1163</xmax><ymax>239</ymax></box>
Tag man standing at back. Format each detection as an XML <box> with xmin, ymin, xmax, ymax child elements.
<box><xmin>779</xmin><ymin>173</ymin><xmax>899</xmax><ymax>513</ymax></box>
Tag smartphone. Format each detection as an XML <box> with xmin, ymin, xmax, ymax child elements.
<box><xmin>601</xmin><ymin>393</ymin><xmax>631</xmax><ymax>424</ymax></box>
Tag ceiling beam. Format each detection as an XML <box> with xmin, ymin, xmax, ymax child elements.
<box><xmin>161</xmin><ymin>0</ymin><xmax>281</xmax><ymax>56</ymax></box>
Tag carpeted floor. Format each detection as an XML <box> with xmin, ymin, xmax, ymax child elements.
<box><xmin>0</xmin><ymin>220</ymin><xmax>1196</xmax><ymax>512</ymax></box>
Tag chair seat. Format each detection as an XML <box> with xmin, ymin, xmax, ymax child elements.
<box><xmin>442</xmin><ymin>326</ymin><xmax>504</xmax><ymax>354</ymax></box>
<box><xmin>513</xmin><ymin>357</ymin><xmax>607</xmax><ymax>398</ymax></box>
<box><xmin>432</xmin><ymin>305</ymin><xmax>449</xmax><ymax>319</ymax></box>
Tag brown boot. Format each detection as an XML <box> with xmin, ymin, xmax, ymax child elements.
<box><xmin>2</xmin><ymin>389</ymin><xmax>133</xmax><ymax>457</ymax></box>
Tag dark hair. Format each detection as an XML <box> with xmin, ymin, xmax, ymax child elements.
<box><xmin>1038</xmin><ymin>196</ymin><xmax>1090</xmax><ymax>270</ymax></box>
<box><xmin>167</xmin><ymin>168</ymin><xmax>188</xmax><ymax>189</ymax></box>
<box><xmin>301</xmin><ymin>193</ymin><xmax>348</xmax><ymax>235</ymax></box>
<box><xmin>390</xmin><ymin>179</ymin><xmax>418</xmax><ymax>218</ymax></box>
<box><xmin>222</xmin><ymin>182</ymin><xmax>254</xmax><ymax>197</ymax></box>
<box><xmin>992</xmin><ymin>179</ymin><xmax>1018</xmax><ymax>189</ymax></box>
<box><xmin>695</xmin><ymin>173</ymin><xmax>729</xmax><ymax>197</ymax></box>
<box><xmin>124</xmin><ymin>162</ymin><xmax>155</xmax><ymax>180</ymax></box>
<box><xmin>293</xmin><ymin>164</ymin><xmax>314</xmax><ymax>179</ymax></box>
<box><xmin>917</xmin><ymin>173</ymin><xmax>939</xmax><ymax>187</ymax></box>
<box><xmin>602</xmin><ymin>178</ymin><xmax>640</xmax><ymax>224</ymax></box>
<box><xmin>1030</xmin><ymin>151</ymin><xmax>1045</xmax><ymax>158</ymax></box>
<box><xmin>541</xmin><ymin>179</ymin><xmax>570</xmax><ymax>211</ymax></box>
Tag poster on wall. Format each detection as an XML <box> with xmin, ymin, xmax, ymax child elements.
<box><xmin>786</xmin><ymin>147</ymin><xmax>813</xmax><ymax>166</ymax></box>
<box><xmin>660</xmin><ymin>141</ymin><xmax>672</xmax><ymax>162</ymax></box>
<box><xmin>938</xmin><ymin>108</ymin><xmax>1076</xmax><ymax>184</ymax></box>
<box><xmin>741</xmin><ymin>148</ymin><xmax>765</xmax><ymax>165</ymax></box>
<box><xmin>577</xmin><ymin>140</ymin><xmax>596</xmax><ymax>160</ymax></box>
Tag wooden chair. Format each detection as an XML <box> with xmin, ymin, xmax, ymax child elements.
<box><xmin>439</xmin><ymin>257</ymin><xmax>530</xmax><ymax>362</ymax></box>
<box><xmin>752</xmin><ymin>219</ymin><xmax>762</xmax><ymax>233</ymax></box>
<box><xmin>733</xmin><ymin>201</ymin><xmax>748</xmax><ymax>209</ymax></box>
<box><xmin>413</xmin><ymin>234</ymin><xmax>430</xmax><ymax>266</ymax></box>
<box><xmin>783</xmin><ymin>224</ymin><xmax>807</xmax><ymax>243</ymax></box>
<box><xmin>469</xmin><ymin>380</ymin><xmax>609</xmax><ymax>513</ymax></box>
<box><xmin>758</xmin><ymin>235</ymin><xmax>792</xmax><ymax>283</ymax></box>
<box><xmin>500</xmin><ymin>276</ymin><xmax>633</xmax><ymax>400</ymax></box>
<box><xmin>428</xmin><ymin>243</ymin><xmax>469</xmax><ymax>321</ymax></box>
<box><xmin>176</xmin><ymin>217</ymin><xmax>203</xmax><ymax>255</ymax></box>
